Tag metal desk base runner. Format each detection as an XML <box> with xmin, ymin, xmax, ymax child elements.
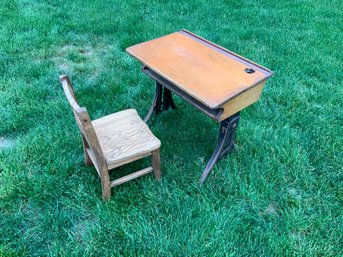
<box><xmin>145</xmin><ymin>82</ymin><xmax>240</xmax><ymax>183</ymax></box>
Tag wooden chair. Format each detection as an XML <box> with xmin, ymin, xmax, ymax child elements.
<box><xmin>60</xmin><ymin>75</ymin><xmax>161</xmax><ymax>200</ymax></box>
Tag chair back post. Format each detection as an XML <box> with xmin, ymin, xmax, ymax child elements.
<box><xmin>59</xmin><ymin>75</ymin><xmax>108</xmax><ymax>172</ymax></box>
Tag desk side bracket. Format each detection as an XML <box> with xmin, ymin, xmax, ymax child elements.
<box><xmin>200</xmin><ymin>112</ymin><xmax>240</xmax><ymax>183</ymax></box>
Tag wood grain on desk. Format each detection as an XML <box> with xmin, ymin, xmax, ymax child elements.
<box><xmin>127</xmin><ymin>31</ymin><xmax>272</xmax><ymax>109</ymax></box>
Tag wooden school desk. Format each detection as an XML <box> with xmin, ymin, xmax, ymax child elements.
<box><xmin>127</xmin><ymin>30</ymin><xmax>273</xmax><ymax>182</ymax></box>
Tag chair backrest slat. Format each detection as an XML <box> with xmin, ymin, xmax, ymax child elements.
<box><xmin>60</xmin><ymin>75</ymin><xmax>107</xmax><ymax>170</ymax></box>
<box><xmin>60</xmin><ymin>75</ymin><xmax>82</xmax><ymax>111</ymax></box>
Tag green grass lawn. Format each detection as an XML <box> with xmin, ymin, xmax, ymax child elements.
<box><xmin>1</xmin><ymin>0</ymin><xmax>342</xmax><ymax>256</ymax></box>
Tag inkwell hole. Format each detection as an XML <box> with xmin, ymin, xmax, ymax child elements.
<box><xmin>245</xmin><ymin>68</ymin><xmax>255</xmax><ymax>74</ymax></box>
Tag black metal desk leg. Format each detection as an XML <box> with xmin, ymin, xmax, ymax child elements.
<box><xmin>200</xmin><ymin>112</ymin><xmax>240</xmax><ymax>183</ymax></box>
<box><xmin>144</xmin><ymin>82</ymin><xmax>177</xmax><ymax>123</ymax></box>
<box><xmin>144</xmin><ymin>82</ymin><xmax>162</xmax><ymax>122</ymax></box>
<box><xmin>163</xmin><ymin>88</ymin><xmax>176</xmax><ymax>110</ymax></box>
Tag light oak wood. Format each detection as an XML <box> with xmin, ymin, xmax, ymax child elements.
<box><xmin>151</xmin><ymin>149</ymin><xmax>161</xmax><ymax>180</ymax></box>
<box><xmin>60</xmin><ymin>75</ymin><xmax>161</xmax><ymax>200</ymax></box>
<box><xmin>219</xmin><ymin>82</ymin><xmax>265</xmax><ymax>121</ymax></box>
<box><xmin>92</xmin><ymin>109</ymin><xmax>160</xmax><ymax>169</ymax></box>
<box><xmin>110</xmin><ymin>167</ymin><xmax>153</xmax><ymax>187</ymax></box>
<box><xmin>83</xmin><ymin>135</ymin><xmax>93</xmax><ymax>166</ymax></box>
<box><xmin>127</xmin><ymin>30</ymin><xmax>272</xmax><ymax>109</ymax></box>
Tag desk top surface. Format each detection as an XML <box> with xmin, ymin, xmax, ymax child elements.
<box><xmin>127</xmin><ymin>30</ymin><xmax>272</xmax><ymax>109</ymax></box>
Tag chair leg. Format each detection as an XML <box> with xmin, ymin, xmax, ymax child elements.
<box><xmin>100</xmin><ymin>168</ymin><xmax>111</xmax><ymax>200</ymax></box>
<box><xmin>82</xmin><ymin>136</ymin><xmax>93</xmax><ymax>166</ymax></box>
<box><xmin>151</xmin><ymin>149</ymin><xmax>161</xmax><ymax>180</ymax></box>
<box><xmin>84</xmin><ymin>149</ymin><xmax>93</xmax><ymax>166</ymax></box>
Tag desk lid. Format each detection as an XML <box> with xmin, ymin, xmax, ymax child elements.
<box><xmin>127</xmin><ymin>30</ymin><xmax>273</xmax><ymax>109</ymax></box>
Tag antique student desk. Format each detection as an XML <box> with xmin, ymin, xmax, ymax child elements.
<box><xmin>127</xmin><ymin>30</ymin><xmax>273</xmax><ymax>183</ymax></box>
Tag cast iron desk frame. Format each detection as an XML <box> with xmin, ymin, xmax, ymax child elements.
<box><xmin>142</xmin><ymin>66</ymin><xmax>240</xmax><ymax>183</ymax></box>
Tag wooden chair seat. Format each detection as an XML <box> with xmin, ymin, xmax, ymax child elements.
<box><xmin>92</xmin><ymin>109</ymin><xmax>160</xmax><ymax>170</ymax></box>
